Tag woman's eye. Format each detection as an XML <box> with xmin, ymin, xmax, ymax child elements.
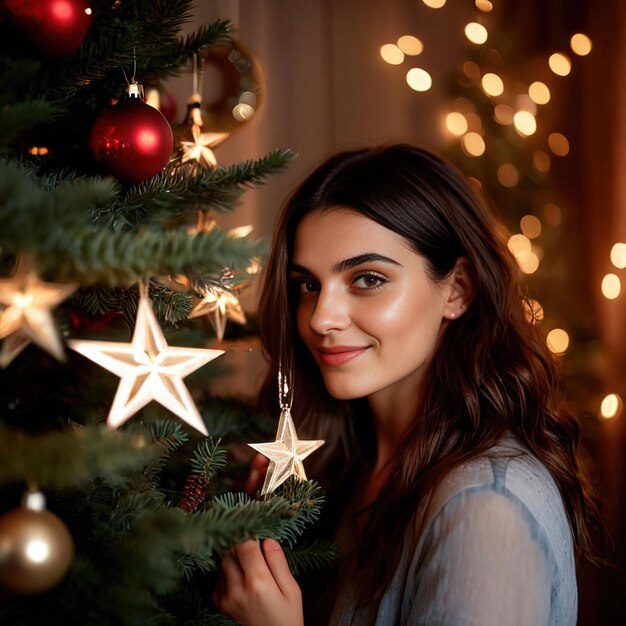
<box><xmin>353</xmin><ymin>273</ymin><xmax>386</xmax><ymax>289</ymax></box>
<box><xmin>295</xmin><ymin>278</ymin><xmax>318</xmax><ymax>294</ymax></box>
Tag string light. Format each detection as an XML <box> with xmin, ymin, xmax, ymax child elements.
<box><xmin>601</xmin><ymin>273</ymin><xmax>621</xmax><ymax>300</ymax></box>
<box><xmin>481</xmin><ymin>73</ymin><xmax>504</xmax><ymax>96</ymax></box>
<box><xmin>546</xmin><ymin>328</ymin><xmax>569</xmax><ymax>354</ymax></box>
<box><xmin>494</xmin><ymin>104</ymin><xmax>514</xmax><ymax>125</ymax></box>
<box><xmin>520</xmin><ymin>215</ymin><xmax>542</xmax><ymax>239</ymax></box>
<box><xmin>422</xmin><ymin>0</ymin><xmax>446</xmax><ymax>8</ymax></box>
<box><xmin>533</xmin><ymin>150</ymin><xmax>551</xmax><ymax>173</ymax></box>
<box><xmin>465</xmin><ymin>22</ymin><xmax>488</xmax><ymax>45</ymax></box>
<box><xmin>397</xmin><ymin>35</ymin><xmax>423</xmax><ymax>55</ymax></box>
<box><xmin>461</xmin><ymin>132</ymin><xmax>485</xmax><ymax>156</ymax></box>
<box><xmin>610</xmin><ymin>243</ymin><xmax>626</xmax><ymax>269</ymax></box>
<box><xmin>475</xmin><ymin>0</ymin><xmax>493</xmax><ymax>11</ymax></box>
<box><xmin>497</xmin><ymin>163</ymin><xmax>519</xmax><ymax>187</ymax></box>
<box><xmin>548</xmin><ymin>132</ymin><xmax>570</xmax><ymax>156</ymax></box>
<box><xmin>528</xmin><ymin>81</ymin><xmax>551</xmax><ymax>105</ymax></box>
<box><xmin>445</xmin><ymin>112</ymin><xmax>468</xmax><ymax>136</ymax></box>
<box><xmin>513</xmin><ymin>110</ymin><xmax>537</xmax><ymax>136</ymax></box>
<box><xmin>463</xmin><ymin>61</ymin><xmax>481</xmax><ymax>80</ymax></box>
<box><xmin>570</xmin><ymin>33</ymin><xmax>592</xmax><ymax>56</ymax></box>
<box><xmin>380</xmin><ymin>44</ymin><xmax>404</xmax><ymax>65</ymax></box>
<box><xmin>508</xmin><ymin>234</ymin><xmax>531</xmax><ymax>255</ymax></box>
<box><xmin>548</xmin><ymin>53</ymin><xmax>571</xmax><ymax>76</ymax></box>
<box><xmin>406</xmin><ymin>68</ymin><xmax>432</xmax><ymax>91</ymax></box>
<box><xmin>543</xmin><ymin>203</ymin><xmax>563</xmax><ymax>226</ymax></box>
<box><xmin>600</xmin><ymin>394</ymin><xmax>622</xmax><ymax>420</ymax></box>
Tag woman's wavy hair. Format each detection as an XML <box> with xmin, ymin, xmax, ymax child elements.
<box><xmin>258</xmin><ymin>144</ymin><xmax>600</xmax><ymax>609</ymax></box>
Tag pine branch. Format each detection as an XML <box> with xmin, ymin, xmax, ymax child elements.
<box><xmin>112</xmin><ymin>149</ymin><xmax>297</xmax><ymax>222</ymax></box>
<box><xmin>0</xmin><ymin>424</ymin><xmax>162</xmax><ymax>488</ymax></box>
<box><xmin>0</xmin><ymin>100</ymin><xmax>61</xmax><ymax>150</ymax></box>
<box><xmin>191</xmin><ymin>438</ymin><xmax>228</xmax><ymax>479</ymax></box>
<box><xmin>284</xmin><ymin>539</ymin><xmax>337</xmax><ymax>576</ymax></box>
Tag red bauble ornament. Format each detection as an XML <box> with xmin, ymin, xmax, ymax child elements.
<box><xmin>90</xmin><ymin>86</ymin><xmax>174</xmax><ymax>184</ymax></box>
<box><xmin>6</xmin><ymin>0</ymin><xmax>92</xmax><ymax>57</ymax></box>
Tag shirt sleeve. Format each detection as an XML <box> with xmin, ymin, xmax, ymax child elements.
<box><xmin>408</xmin><ymin>488</ymin><xmax>552</xmax><ymax>626</ymax></box>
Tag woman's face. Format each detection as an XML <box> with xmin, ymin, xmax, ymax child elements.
<box><xmin>291</xmin><ymin>208</ymin><xmax>453</xmax><ymax>408</ymax></box>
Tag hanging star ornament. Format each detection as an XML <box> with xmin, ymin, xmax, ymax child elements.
<box><xmin>179</xmin><ymin>124</ymin><xmax>229</xmax><ymax>173</ymax></box>
<box><xmin>188</xmin><ymin>286</ymin><xmax>246</xmax><ymax>342</ymax></box>
<box><xmin>248</xmin><ymin>408</ymin><xmax>325</xmax><ymax>495</ymax></box>
<box><xmin>0</xmin><ymin>260</ymin><xmax>77</xmax><ymax>367</ymax></box>
<box><xmin>68</xmin><ymin>296</ymin><xmax>224</xmax><ymax>435</ymax></box>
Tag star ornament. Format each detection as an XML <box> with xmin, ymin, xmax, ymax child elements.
<box><xmin>180</xmin><ymin>124</ymin><xmax>229</xmax><ymax>172</ymax></box>
<box><xmin>0</xmin><ymin>263</ymin><xmax>77</xmax><ymax>366</ymax></box>
<box><xmin>189</xmin><ymin>287</ymin><xmax>246</xmax><ymax>341</ymax></box>
<box><xmin>248</xmin><ymin>408</ymin><xmax>325</xmax><ymax>495</ymax></box>
<box><xmin>68</xmin><ymin>296</ymin><xmax>224</xmax><ymax>435</ymax></box>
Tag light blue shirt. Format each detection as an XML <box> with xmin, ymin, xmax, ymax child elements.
<box><xmin>329</xmin><ymin>438</ymin><xmax>577</xmax><ymax>626</ymax></box>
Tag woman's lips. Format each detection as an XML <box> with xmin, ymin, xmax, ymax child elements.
<box><xmin>317</xmin><ymin>346</ymin><xmax>369</xmax><ymax>367</ymax></box>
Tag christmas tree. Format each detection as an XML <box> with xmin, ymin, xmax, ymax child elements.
<box><xmin>0</xmin><ymin>1</ymin><xmax>332</xmax><ymax>623</ymax></box>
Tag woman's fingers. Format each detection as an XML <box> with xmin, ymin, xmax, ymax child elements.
<box><xmin>262</xmin><ymin>539</ymin><xmax>299</xmax><ymax>597</ymax></box>
<box><xmin>221</xmin><ymin>548</ymin><xmax>244</xmax><ymax>588</ymax></box>
<box><xmin>246</xmin><ymin>454</ymin><xmax>270</xmax><ymax>495</ymax></box>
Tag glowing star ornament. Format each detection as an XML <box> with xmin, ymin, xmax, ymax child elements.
<box><xmin>248</xmin><ymin>407</ymin><xmax>325</xmax><ymax>495</ymax></box>
<box><xmin>0</xmin><ymin>262</ymin><xmax>77</xmax><ymax>367</ymax></box>
<box><xmin>188</xmin><ymin>287</ymin><xmax>246</xmax><ymax>341</ymax></box>
<box><xmin>179</xmin><ymin>124</ymin><xmax>229</xmax><ymax>173</ymax></box>
<box><xmin>68</xmin><ymin>295</ymin><xmax>224</xmax><ymax>435</ymax></box>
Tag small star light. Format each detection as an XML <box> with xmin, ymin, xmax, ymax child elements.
<box><xmin>248</xmin><ymin>407</ymin><xmax>325</xmax><ymax>495</ymax></box>
<box><xmin>0</xmin><ymin>260</ymin><xmax>77</xmax><ymax>367</ymax></box>
<box><xmin>189</xmin><ymin>286</ymin><xmax>246</xmax><ymax>342</ymax></box>
<box><xmin>180</xmin><ymin>124</ymin><xmax>229</xmax><ymax>173</ymax></box>
<box><xmin>68</xmin><ymin>295</ymin><xmax>224</xmax><ymax>435</ymax></box>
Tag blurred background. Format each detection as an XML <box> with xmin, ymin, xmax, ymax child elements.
<box><xmin>158</xmin><ymin>1</ymin><xmax>625</xmax><ymax>623</ymax></box>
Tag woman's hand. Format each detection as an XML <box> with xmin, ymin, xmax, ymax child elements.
<box><xmin>213</xmin><ymin>538</ymin><xmax>304</xmax><ymax>626</ymax></box>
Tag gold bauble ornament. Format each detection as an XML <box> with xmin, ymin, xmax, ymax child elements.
<box><xmin>0</xmin><ymin>490</ymin><xmax>74</xmax><ymax>594</ymax></box>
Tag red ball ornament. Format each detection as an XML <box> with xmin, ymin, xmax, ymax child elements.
<box><xmin>6</xmin><ymin>0</ymin><xmax>93</xmax><ymax>57</ymax></box>
<box><xmin>90</xmin><ymin>85</ymin><xmax>174</xmax><ymax>184</ymax></box>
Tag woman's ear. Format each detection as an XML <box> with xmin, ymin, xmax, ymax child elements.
<box><xmin>443</xmin><ymin>257</ymin><xmax>475</xmax><ymax>320</ymax></box>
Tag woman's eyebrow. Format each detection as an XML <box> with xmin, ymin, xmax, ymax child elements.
<box><xmin>290</xmin><ymin>253</ymin><xmax>402</xmax><ymax>275</ymax></box>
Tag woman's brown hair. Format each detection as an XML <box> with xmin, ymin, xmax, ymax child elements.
<box><xmin>258</xmin><ymin>144</ymin><xmax>600</xmax><ymax>610</ymax></box>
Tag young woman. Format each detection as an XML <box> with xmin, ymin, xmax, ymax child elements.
<box><xmin>213</xmin><ymin>145</ymin><xmax>599</xmax><ymax>625</ymax></box>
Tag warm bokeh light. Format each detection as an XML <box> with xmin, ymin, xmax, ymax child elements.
<box><xmin>548</xmin><ymin>53</ymin><xmax>571</xmax><ymax>76</ymax></box>
<box><xmin>548</xmin><ymin>132</ymin><xmax>570</xmax><ymax>156</ymax></box>
<box><xmin>445</xmin><ymin>112</ymin><xmax>468</xmax><ymax>136</ymax></box>
<box><xmin>463</xmin><ymin>61</ymin><xmax>481</xmax><ymax>81</ymax></box>
<box><xmin>25</xmin><ymin>539</ymin><xmax>50</xmax><ymax>563</ymax></box>
<box><xmin>601</xmin><ymin>394</ymin><xmax>622</xmax><ymax>420</ymax></box>
<box><xmin>571</xmin><ymin>33</ymin><xmax>592</xmax><ymax>56</ymax></box>
<box><xmin>523</xmin><ymin>298</ymin><xmax>544</xmax><ymax>324</ymax></box>
<box><xmin>601</xmin><ymin>273</ymin><xmax>621</xmax><ymax>299</ymax></box>
<box><xmin>494</xmin><ymin>104</ymin><xmax>514</xmax><ymax>125</ymax></box>
<box><xmin>380</xmin><ymin>43</ymin><xmax>404</xmax><ymax>65</ymax></box>
<box><xmin>528</xmin><ymin>81</ymin><xmax>551</xmax><ymax>105</ymax></box>
<box><xmin>516</xmin><ymin>250</ymin><xmax>540</xmax><ymax>274</ymax></box>
<box><xmin>397</xmin><ymin>35</ymin><xmax>423</xmax><ymax>55</ymax></box>
<box><xmin>422</xmin><ymin>0</ymin><xmax>446</xmax><ymax>7</ymax></box>
<box><xmin>29</xmin><ymin>146</ymin><xmax>49</xmax><ymax>156</ymax></box>
<box><xmin>406</xmin><ymin>68</ymin><xmax>432</xmax><ymax>91</ymax></box>
<box><xmin>507</xmin><ymin>233</ymin><xmax>531</xmax><ymax>255</ymax></box>
<box><xmin>465</xmin><ymin>22</ymin><xmax>488</xmax><ymax>45</ymax></box>
<box><xmin>533</xmin><ymin>150</ymin><xmax>551</xmax><ymax>173</ymax></box>
<box><xmin>610</xmin><ymin>242</ymin><xmax>626</xmax><ymax>269</ymax></box>
<box><xmin>546</xmin><ymin>328</ymin><xmax>570</xmax><ymax>354</ymax></box>
<box><xmin>461</xmin><ymin>132</ymin><xmax>485</xmax><ymax>156</ymax></box>
<box><xmin>521</xmin><ymin>215</ymin><xmax>542</xmax><ymax>239</ymax></box>
<box><xmin>497</xmin><ymin>163</ymin><xmax>519</xmax><ymax>187</ymax></box>
<box><xmin>475</xmin><ymin>0</ymin><xmax>493</xmax><ymax>11</ymax></box>
<box><xmin>544</xmin><ymin>203</ymin><xmax>563</xmax><ymax>226</ymax></box>
<box><xmin>481</xmin><ymin>73</ymin><xmax>504</xmax><ymax>96</ymax></box>
<box><xmin>513</xmin><ymin>110</ymin><xmax>537</xmax><ymax>136</ymax></box>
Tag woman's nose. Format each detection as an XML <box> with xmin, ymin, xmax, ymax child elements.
<box><xmin>308</xmin><ymin>287</ymin><xmax>350</xmax><ymax>335</ymax></box>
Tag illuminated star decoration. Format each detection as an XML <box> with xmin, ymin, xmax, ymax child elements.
<box><xmin>0</xmin><ymin>260</ymin><xmax>77</xmax><ymax>367</ymax></box>
<box><xmin>248</xmin><ymin>408</ymin><xmax>325</xmax><ymax>495</ymax></box>
<box><xmin>68</xmin><ymin>296</ymin><xmax>224</xmax><ymax>435</ymax></box>
<box><xmin>188</xmin><ymin>286</ymin><xmax>246</xmax><ymax>342</ymax></box>
<box><xmin>179</xmin><ymin>124</ymin><xmax>229</xmax><ymax>173</ymax></box>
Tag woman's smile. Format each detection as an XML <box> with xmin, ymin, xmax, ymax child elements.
<box><xmin>316</xmin><ymin>345</ymin><xmax>371</xmax><ymax>367</ymax></box>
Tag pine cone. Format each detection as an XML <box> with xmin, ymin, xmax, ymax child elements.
<box><xmin>178</xmin><ymin>473</ymin><xmax>210</xmax><ymax>513</ymax></box>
